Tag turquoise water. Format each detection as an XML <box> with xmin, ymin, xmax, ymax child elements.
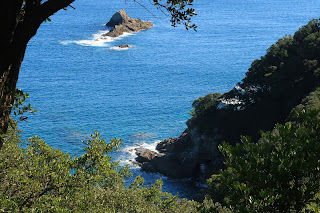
<box><xmin>18</xmin><ymin>0</ymin><xmax>320</xmax><ymax>198</ymax></box>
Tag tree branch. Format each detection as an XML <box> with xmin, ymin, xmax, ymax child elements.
<box><xmin>13</xmin><ymin>0</ymin><xmax>75</xmax><ymax>48</ymax></box>
<box><xmin>0</xmin><ymin>1</ymin><xmax>23</xmax><ymax>49</ymax></box>
<box><xmin>37</xmin><ymin>0</ymin><xmax>76</xmax><ymax>23</ymax></box>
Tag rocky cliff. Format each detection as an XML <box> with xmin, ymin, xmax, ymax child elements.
<box><xmin>102</xmin><ymin>9</ymin><xmax>153</xmax><ymax>38</ymax></box>
<box><xmin>135</xmin><ymin>18</ymin><xmax>320</xmax><ymax>179</ymax></box>
<box><xmin>135</xmin><ymin>128</ymin><xmax>224</xmax><ymax>178</ymax></box>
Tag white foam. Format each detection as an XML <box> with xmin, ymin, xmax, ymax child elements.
<box><xmin>59</xmin><ymin>40</ymin><xmax>74</xmax><ymax>45</ymax></box>
<box><xmin>117</xmin><ymin>140</ymin><xmax>160</xmax><ymax>167</ymax></box>
<box><xmin>74</xmin><ymin>39</ymin><xmax>109</xmax><ymax>47</ymax></box>
<box><xmin>122</xmin><ymin>145</ymin><xmax>138</xmax><ymax>158</ymax></box>
<box><xmin>59</xmin><ymin>30</ymin><xmax>135</xmax><ymax>47</ymax></box>
<box><xmin>102</xmin><ymin>31</ymin><xmax>134</xmax><ymax>40</ymax></box>
<box><xmin>139</xmin><ymin>140</ymin><xmax>160</xmax><ymax>153</ymax></box>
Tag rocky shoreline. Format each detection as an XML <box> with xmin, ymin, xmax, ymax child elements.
<box><xmin>130</xmin><ymin>11</ymin><xmax>320</xmax><ymax>182</ymax></box>
<box><xmin>135</xmin><ymin>127</ymin><xmax>224</xmax><ymax>179</ymax></box>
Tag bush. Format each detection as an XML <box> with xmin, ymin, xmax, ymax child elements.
<box><xmin>0</xmin><ymin>122</ymin><xmax>198</xmax><ymax>212</ymax></box>
<box><xmin>191</xmin><ymin>93</ymin><xmax>222</xmax><ymax>117</ymax></box>
<box><xmin>207</xmin><ymin>109</ymin><xmax>320</xmax><ymax>212</ymax></box>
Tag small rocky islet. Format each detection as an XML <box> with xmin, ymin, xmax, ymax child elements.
<box><xmin>102</xmin><ymin>9</ymin><xmax>153</xmax><ymax>38</ymax></box>
<box><xmin>118</xmin><ymin>44</ymin><xmax>130</xmax><ymax>48</ymax></box>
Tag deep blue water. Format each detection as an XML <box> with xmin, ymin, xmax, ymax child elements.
<box><xmin>18</xmin><ymin>0</ymin><xmax>320</xmax><ymax>198</ymax></box>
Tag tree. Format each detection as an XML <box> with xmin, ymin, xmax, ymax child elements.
<box><xmin>0</xmin><ymin>0</ymin><xmax>196</xmax><ymax>149</ymax></box>
<box><xmin>0</xmin><ymin>0</ymin><xmax>75</xmax><ymax>150</ymax></box>
<box><xmin>0</xmin><ymin>122</ymin><xmax>200</xmax><ymax>211</ymax></box>
<box><xmin>207</xmin><ymin>109</ymin><xmax>320</xmax><ymax>212</ymax></box>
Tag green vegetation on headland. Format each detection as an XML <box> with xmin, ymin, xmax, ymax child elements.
<box><xmin>2</xmin><ymin>17</ymin><xmax>320</xmax><ymax>213</ymax></box>
<box><xmin>199</xmin><ymin>18</ymin><xmax>320</xmax><ymax>212</ymax></box>
<box><xmin>135</xmin><ymin>18</ymin><xmax>320</xmax><ymax>183</ymax></box>
<box><xmin>190</xmin><ymin>19</ymin><xmax>320</xmax><ymax>141</ymax></box>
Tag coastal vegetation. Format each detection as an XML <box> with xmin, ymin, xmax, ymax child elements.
<box><xmin>135</xmin><ymin>18</ymin><xmax>320</xmax><ymax>181</ymax></box>
<box><xmin>190</xmin><ymin>18</ymin><xmax>320</xmax><ymax>141</ymax></box>
<box><xmin>199</xmin><ymin>18</ymin><xmax>320</xmax><ymax>212</ymax></box>
<box><xmin>1</xmin><ymin>1</ymin><xmax>320</xmax><ymax>212</ymax></box>
<box><xmin>133</xmin><ymin>18</ymin><xmax>320</xmax><ymax>212</ymax></box>
<box><xmin>0</xmin><ymin>122</ymin><xmax>199</xmax><ymax>212</ymax></box>
<box><xmin>207</xmin><ymin>109</ymin><xmax>320</xmax><ymax>212</ymax></box>
<box><xmin>2</xmin><ymin>109</ymin><xmax>320</xmax><ymax>211</ymax></box>
<box><xmin>0</xmin><ymin>0</ymin><xmax>199</xmax><ymax>211</ymax></box>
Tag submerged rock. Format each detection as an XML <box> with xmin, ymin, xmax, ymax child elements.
<box><xmin>102</xmin><ymin>9</ymin><xmax>153</xmax><ymax>38</ymax></box>
<box><xmin>119</xmin><ymin>44</ymin><xmax>130</xmax><ymax>48</ymax></box>
<box><xmin>110</xmin><ymin>44</ymin><xmax>133</xmax><ymax>50</ymax></box>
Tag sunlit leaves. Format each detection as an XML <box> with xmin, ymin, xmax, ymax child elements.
<box><xmin>11</xmin><ymin>89</ymin><xmax>38</xmax><ymax>122</ymax></box>
<box><xmin>0</xmin><ymin>124</ymin><xmax>198</xmax><ymax>211</ymax></box>
<box><xmin>150</xmin><ymin>0</ymin><xmax>197</xmax><ymax>30</ymax></box>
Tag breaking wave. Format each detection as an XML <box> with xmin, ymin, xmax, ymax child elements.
<box><xmin>117</xmin><ymin>140</ymin><xmax>160</xmax><ymax>167</ymax></box>
<box><xmin>59</xmin><ymin>30</ymin><xmax>134</xmax><ymax>47</ymax></box>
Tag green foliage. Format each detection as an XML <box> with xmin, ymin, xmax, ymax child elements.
<box><xmin>242</xmin><ymin>19</ymin><xmax>320</xmax><ymax>94</ymax></box>
<box><xmin>191</xmin><ymin>93</ymin><xmax>221</xmax><ymax>117</ymax></box>
<box><xmin>196</xmin><ymin>197</ymin><xmax>233</xmax><ymax>213</ymax></box>
<box><xmin>292</xmin><ymin>87</ymin><xmax>320</xmax><ymax>115</ymax></box>
<box><xmin>12</xmin><ymin>89</ymin><xmax>38</xmax><ymax>122</ymax></box>
<box><xmin>152</xmin><ymin>0</ymin><xmax>197</xmax><ymax>30</ymax></box>
<box><xmin>207</xmin><ymin>109</ymin><xmax>320</xmax><ymax>212</ymax></box>
<box><xmin>0</xmin><ymin>124</ymin><xmax>198</xmax><ymax>212</ymax></box>
<box><xmin>188</xmin><ymin>18</ymin><xmax>320</xmax><ymax>138</ymax></box>
<box><xmin>188</xmin><ymin>93</ymin><xmax>223</xmax><ymax>134</ymax></box>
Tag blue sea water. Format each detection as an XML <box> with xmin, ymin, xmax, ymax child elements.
<box><xmin>18</xmin><ymin>0</ymin><xmax>320</xmax><ymax>198</ymax></box>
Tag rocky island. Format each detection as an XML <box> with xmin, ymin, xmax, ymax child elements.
<box><xmin>102</xmin><ymin>9</ymin><xmax>153</xmax><ymax>38</ymax></box>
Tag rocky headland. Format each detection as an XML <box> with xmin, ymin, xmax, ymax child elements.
<box><xmin>135</xmin><ymin>128</ymin><xmax>224</xmax><ymax>178</ymax></box>
<box><xmin>135</xmin><ymin>19</ymin><xmax>320</xmax><ymax>179</ymax></box>
<box><xmin>102</xmin><ymin>9</ymin><xmax>153</xmax><ymax>38</ymax></box>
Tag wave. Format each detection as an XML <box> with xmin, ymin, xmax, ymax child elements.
<box><xmin>59</xmin><ymin>30</ymin><xmax>135</xmax><ymax>47</ymax></box>
<box><xmin>139</xmin><ymin>140</ymin><xmax>160</xmax><ymax>153</ymax></box>
<box><xmin>117</xmin><ymin>139</ymin><xmax>204</xmax><ymax>199</ymax></box>
<box><xmin>117</xmin><ymin>140</ymin><xmax>161</xmax><ymax>167</ymax></box>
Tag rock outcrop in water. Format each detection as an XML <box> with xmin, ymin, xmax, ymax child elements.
<box><xmin>102</xmin><ymin>10</ymin><xmax>153</xmax><ymax>38</ymax></box>
<box><xmin>135</xmin><ymin>129</ymin><xmax>224</xmax><ymax>178</ymax></box>
<box><xmin>118</xmin><ymin>44</ymin><xmax>130</xmax><ymax>48</ymax></box>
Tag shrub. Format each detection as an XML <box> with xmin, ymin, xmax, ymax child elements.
<box><xmin>207</xmin><ymin>109</ymin><xmax>320</xmax><ymax>212</ymax></box>
<box><xmin>0</xmin><ymin>122</ymin><xmax>198</xmax><ymax>212</ymax></box>
<box><xmin>191</xmin><ymin>93</ymin><xmax>221</xmax><ymax>117</ymax></box>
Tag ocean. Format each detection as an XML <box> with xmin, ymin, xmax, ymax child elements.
<box><xmin>18</xmin><ymin>0</ymin><xmax>320</xmax><ymax>199</ymax></box>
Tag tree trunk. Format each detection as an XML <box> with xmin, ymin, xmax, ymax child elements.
<box><xmin>0</xmin><ymin>44</ymin><xmax>26</xmax><ymax>149</ymax></box>
<box><xmin>0</xmin><ymin>0</ymin><xmax>75</xmax><ymax>149</ymax></box>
